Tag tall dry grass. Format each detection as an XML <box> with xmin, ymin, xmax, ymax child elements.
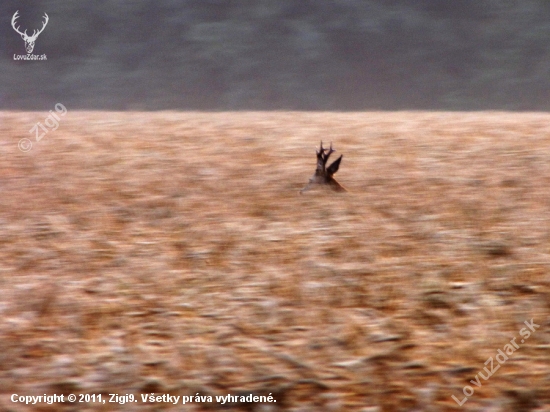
<box><xmin>0</xmin><ymin>111</ymin><xmax>549</xmax><ymax>411</ymax></box>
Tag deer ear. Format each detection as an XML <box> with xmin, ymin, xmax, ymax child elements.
<box><xmin>327</xmin><ymin>155</ymin><xmax>342</xmax><ymax>176</ymax></box>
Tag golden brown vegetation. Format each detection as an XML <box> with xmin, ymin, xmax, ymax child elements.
<box><xmin>0</xmin><ymin>112</ymin><xmax>549</xmax><ymax>411</ymax></box>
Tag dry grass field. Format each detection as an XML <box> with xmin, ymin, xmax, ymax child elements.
<box><xmin>0</xmin><ymin>111</ymin><xmax>549</xmax><ymax>411</ymax></box>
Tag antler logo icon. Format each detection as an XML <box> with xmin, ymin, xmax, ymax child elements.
<box><xmin>11</xmin><ymin>10</ymin><xmax>49</xmax><ymax>54</ymax></box>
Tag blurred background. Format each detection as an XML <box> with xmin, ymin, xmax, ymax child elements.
<box><xmin>2</xmin><ymin>0</ymin><xmax>550</xmax><ymax>111</ymax></box>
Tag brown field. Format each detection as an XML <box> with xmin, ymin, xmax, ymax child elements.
<box><xmin>0</xmin><ymin>111</ymin><xmax>549</xmax><ymax>411</ymax></box>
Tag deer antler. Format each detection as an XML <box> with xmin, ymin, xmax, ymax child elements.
<box><xmin>320</xmin><ymin>141</ymin><xmax>336</xmax><ymax>163</ymax></box>
<box><xmin>315</xmin><ymin>141</ymin><xmax>336</xmax><ymax>173</ymax></box>
<box><xmin>28</xmin><ymin>13</ymin><xmax>49</xmax><ymax>40</ymax></box>
<box><xmin>11</xmin><ymin>11</ymin><xmax>27</xmax><ymax>38</ymax></box>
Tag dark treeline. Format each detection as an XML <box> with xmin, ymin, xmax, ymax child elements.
<box><xmin>2</xmin><ymin>0</ymin><xmax>550</xmax><ymax>110</ymax></box>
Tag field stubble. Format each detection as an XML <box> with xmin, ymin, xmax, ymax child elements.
<box><xmin>0</xmin><ymin>111</ymin><xmax>549</xmax><ymax>411</ymax></box>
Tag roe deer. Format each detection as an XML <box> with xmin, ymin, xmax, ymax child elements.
<box><xmin>300</xmin><ymin>141</ymin><xmax>347</xmax><ymax>194</ymax></box>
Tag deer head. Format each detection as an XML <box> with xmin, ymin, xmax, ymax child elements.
<box><xmin>300</xmin><ymin>141</ymin><xmax>347</xmax><ymax>194</ymax></box>
<box><xmin>12</xmin><ymin>11</ymin><xmax>49</xmax><ymax>54</ymax></box>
